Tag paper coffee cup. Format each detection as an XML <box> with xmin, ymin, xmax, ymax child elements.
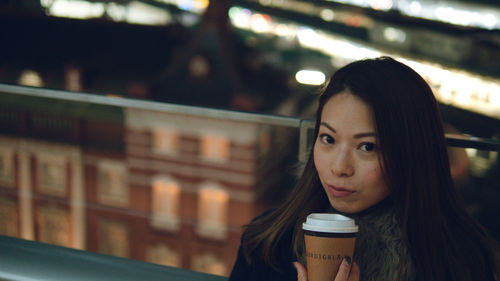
<box><xmin>302</xmin><ymin>213</ymin><xmax>358</xmax><ymax>281</ymax></box>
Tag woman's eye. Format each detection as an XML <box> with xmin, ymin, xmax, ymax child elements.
<box><xmin>320</xmin><ymin>134</ymin><xmax>334</xmax><ymax>144</ymax></box>
<box><xmin>360</xmin><ymin>143</ymin><xmax>376</xmax><ymax>152</ymax></box>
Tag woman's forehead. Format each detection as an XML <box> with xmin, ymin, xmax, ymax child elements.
<box><xmin>321</xmin><ymin>92</ymin><xmax>375</xmax><ymax>130</ymax></box>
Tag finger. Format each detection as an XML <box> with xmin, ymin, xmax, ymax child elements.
<box><xmin>294</xmin><ymin>262</ymin><xmax>308</xmax><ymax>281</ymax></box>
<box><xmin>334</xmin><ymin>256</ymin><xmax>352</xmax><ymax>281</ymax></box>
<box><xmin>347</xmin><ymin>261</ymin><xmax>360</xmax><ymax>281</ymax></box>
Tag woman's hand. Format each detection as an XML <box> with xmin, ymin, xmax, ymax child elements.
<box><xmin>294</xmin><ymin>257</ymin><xmax>360</xmax><ymax>281</ymax></box>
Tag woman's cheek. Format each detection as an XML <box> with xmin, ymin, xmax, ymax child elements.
<box><xmin>313</xmin><ymin>147</ymin><xmax>323</xmax><ymax>172</ymax></box>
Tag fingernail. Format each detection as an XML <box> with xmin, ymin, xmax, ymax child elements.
<box><xmin>344</xmin><ymin>256</ymin><xmax>351</xmax><ymax>265</ymax></box>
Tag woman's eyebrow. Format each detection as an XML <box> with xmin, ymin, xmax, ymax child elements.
<box><xmin>320</xmin><ymin>122</ymin><xmax>335</xmax><ymax>133</ymax></box>
<box><xmin>354</xmin><ymin>132</ymin><xmax>377</xmax><ymax>139</ymax></box>
<box><xmin>320</xmin><ymin>122</ymin><xmax>376</xmax><ymax>138</ymax></box>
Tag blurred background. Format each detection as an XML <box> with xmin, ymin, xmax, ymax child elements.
<box><xmin>0</xmin><ymin>0</ymin><xmax>499</xmax><ymax>277</ymax></box>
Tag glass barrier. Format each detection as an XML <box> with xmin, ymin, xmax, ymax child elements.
<box><xmin>0</xmin><ymin>84</ymin><xmax>302</xmax><ymax>278</ymax></box>
<box><xmin>0</xmin><ymin>83</ymin><xmax>499</xmax><ymax>279</ymax></box>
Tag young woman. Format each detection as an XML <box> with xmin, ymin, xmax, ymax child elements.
<box><xmin>229</xmin><ymin>57</ymin><xmax>498</xmax><ymax>281</ymax></box>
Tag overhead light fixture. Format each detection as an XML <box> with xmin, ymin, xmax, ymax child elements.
<box><xmin>295</xmin><ymin>70</ymin><xmax>326</xmax><ymax>85</ymax></box>
<box><xmin>320</xmin><ymin>9</ymin><xmax>335</xmax><ymax>21</ymax></box>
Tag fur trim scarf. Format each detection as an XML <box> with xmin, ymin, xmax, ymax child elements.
<box><xmin>333</xmin><ymin>200</ymin><xmax>416</xmax><ymax>281</ymax></box>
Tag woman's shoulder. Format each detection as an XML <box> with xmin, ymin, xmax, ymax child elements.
<box><xmin>245</xmin><ymin>208</ymin><xmax>295</xmax><ymax>243</ymax></box>
<box><xmin>245</xmin><ymin>208</ymin><xmax>295</xmax><ymax>253</ymax></box>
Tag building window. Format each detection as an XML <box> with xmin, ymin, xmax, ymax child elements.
<box><xmin>64</xmin><ymin>65</ymin><xmax>82</xmax><ymax>91</ymax></box>
<box><xmin>38</xmin><ymin>154</ymin><xmax>67</xmax><ymax>196</ymax></box>
<box><xmin>151</xmin><ymin>176</ymin><xmax>180</xmax><ymax>231</ymax></box>
<box><xmin>200</xmin><ymin>135</ymin><xmax>230</xmax><ymax>162</ymax></box>
<box><xmin>466</xmin><ymin>149</ymin><xmax>498</xmax><ymax>177</ymax></box>
<box><xmin>98</xmin><ymin>219</ymin><xmax>129</xmax><ymax>258</ymax></box>
<box><xmin>258</xmin><ymin>127</ymin><xmax>272</xmax><ymax>156</ymax></box>
<box><xmin>38</xmin><ymin>205</ymin><xmax>70</xmax><ymax>247</ymax></box>
<box><xmin>147</xmin><ymin>244</ymin><xmax>181</xmax><ymax>267</ymax></box>
<box><xmin>18</xmin><ymin>69</ymin><xmax>44</xmax><ymax>87</ymax></box>
<box><xmin>0</xmin><ymin>148</ymin><xmax>15</xmax><ymax>188</ymax></box>
<box><xmin>0</xmin><ymin>196</ymin><xmax>18</xmax><ymax>236</ymax></box>
<box><xmin>153</xmin><ymin>129</ymin><xmax>179</xmax><ymax>155</ymax></box>
<box><xmin>97</xmin><ymin>161</ymin><xmax>128</xmax><ymax>207</ymax></box>
<box><xmin>192</xmin><ymin>253</ymin><xmax>227</xmax><ymax>276</ymax></box>
<box><xmin>196</xmin><ymin>182</ymin><xmax>228</xmax><ymax>240</ymax></box>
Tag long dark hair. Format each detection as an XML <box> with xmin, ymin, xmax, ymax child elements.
<box><xmin>242</xmin><ymin>57</ymin><xmax>498</xmax><ymax>280</ymax></box>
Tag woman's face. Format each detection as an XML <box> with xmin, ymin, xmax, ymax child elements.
<box><xmin>314</xmin><ymin>91</ymin><xmax>390</xmax><ymax>214</ymax></box>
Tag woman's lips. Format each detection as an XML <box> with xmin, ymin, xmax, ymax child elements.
<box><xmin>327</xmin><ymin>185</ymin><xmax>355</xmax><ymax>197</ymax></box>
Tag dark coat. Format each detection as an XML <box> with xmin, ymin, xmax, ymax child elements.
<box><xmin>229</xmin><ymin>207</ymin><xmax>498</xmax><ymax>281</ymax></box>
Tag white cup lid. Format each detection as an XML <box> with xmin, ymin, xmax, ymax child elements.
<box><xmin>302</xmin><ymin>213</ymin><xmax>358</xmax><ymax>233</ymax></box>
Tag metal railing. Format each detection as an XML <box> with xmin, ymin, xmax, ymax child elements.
<box><xmin>0</xmin><ymin>235</ymin><xmax>227</xmax><ymax>281</ymax></box>
<box><xmin>1</xmin><ymin>83</ymin><xmax>499</xmax><ymax>154</ymax></box>
<box><xmin>0</xmin><ymin>84</ymin><xmax>300</xmax><ymax>127</ymax></box>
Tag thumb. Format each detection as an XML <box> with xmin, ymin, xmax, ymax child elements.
<box><xmin>293</xmin><ymin>262</ymin><xmax>308</xmax><ymax>281</ymax></box>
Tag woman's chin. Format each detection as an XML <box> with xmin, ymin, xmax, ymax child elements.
<box><xmin>329</xmin><ymin>200</ymin><xmax>358</xmax><ymax>214</ymax></box>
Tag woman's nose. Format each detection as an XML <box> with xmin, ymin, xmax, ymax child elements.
<box><xmin>330</xmin><ymin>149</ymin><xmax>354</xmax><ymax>177</ymax></box>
